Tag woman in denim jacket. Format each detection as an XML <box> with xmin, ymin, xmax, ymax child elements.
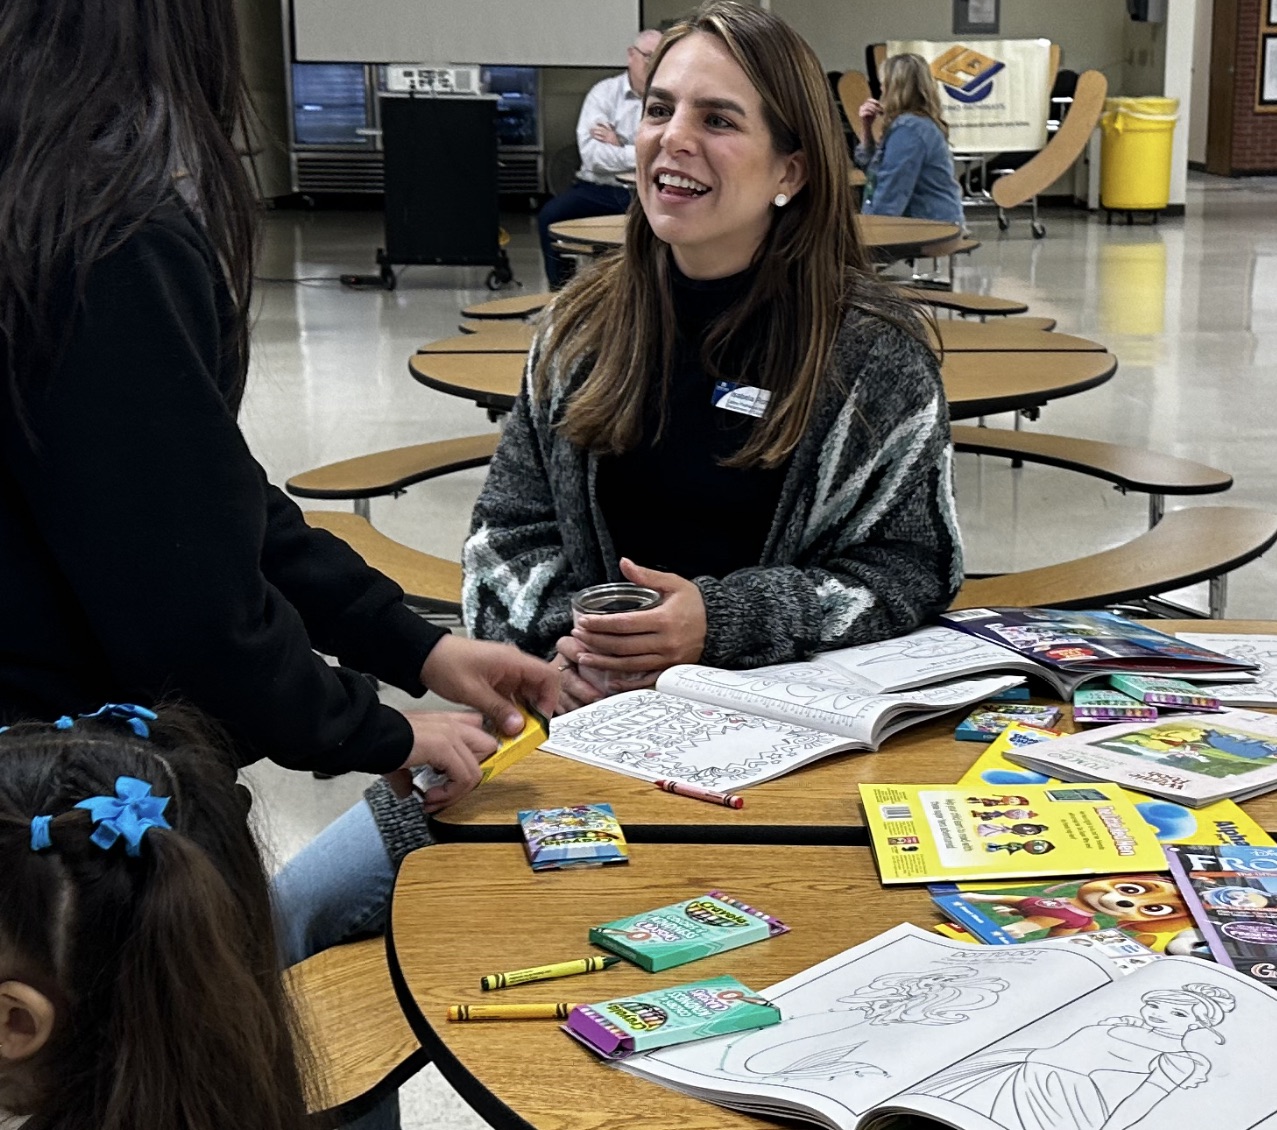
<box><xmin>855</xmin><ymin>53</ymin><xmax>964</xmax><ymax>225</ymax></box>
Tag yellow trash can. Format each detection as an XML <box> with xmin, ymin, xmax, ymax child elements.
<box><xmin>1100</xmin><ymin>96</ymin><xmax>1179</xmax><ymax>211</ymax></box>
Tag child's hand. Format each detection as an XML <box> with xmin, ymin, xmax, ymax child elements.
<box><xmin>552</xmin><ymin>635</ymin><xmax>610</xmax><ymax>714</ymax></box>
<box><xmin>387</xmin><ymin>712</ymin><xmax>497</xmax><ymax>813</ymax></box>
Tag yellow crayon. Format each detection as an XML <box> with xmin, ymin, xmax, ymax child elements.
<box><xmin>480</xmin><ymin>955</ymin><xmax>620</xmax><ymax>991</ymax></box>
<box><xmin>447</xmin><ymin>1003</ymin><xmax>578</xmax><ymax>1021</ymax></box>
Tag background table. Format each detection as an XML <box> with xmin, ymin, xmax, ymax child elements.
<box><xmin>430</xmin><ymin>621</ymin><xmax>1277</xmax><ymax>843</ymax></box>
<box><xmin>390</xmin><ymin>842</ymin><xmax>936</xmax><ymax>1130</ymax></box>
<box><xmin>409</xmin><ymin>348</ymin><xmax>1116</xmax><ymax>422</ymax></box>
<box><xmin>549</xmin><ymin>213</ymin><xmax>960</xmax><ymax>260</ymax></box>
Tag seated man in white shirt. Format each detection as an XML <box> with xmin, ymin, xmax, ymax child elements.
<box><xmin>537</xmin><ymin>28</ymin><xmax>661</xmax><ymax>287</ymax></box>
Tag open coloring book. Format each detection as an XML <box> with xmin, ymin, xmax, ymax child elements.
<box><xmin>1178</xmin><ymin>634</ymin><xmax>1277</xmax><ymax>708</ymax></box>
<box><xmin>545</xmin><ymin>628</ymin><xmax>1025</xmax><ymax>791</ymax></box>
<box><xmin>624</xmin><ymin>923</ymin><xmax>1277</xmax><ymax>1130</ymax></box>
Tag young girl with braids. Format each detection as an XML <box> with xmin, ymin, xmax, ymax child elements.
<box><xmin>0</xmin><ymin>706</ymin><xmax>311</xmax><ymax>1130</ymax></box>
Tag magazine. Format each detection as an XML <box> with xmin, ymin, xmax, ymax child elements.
<box><xmin>860</xmin><ymin>783</ymin><xmax>1167</xmax><ymax>883</ymax></box>
<box><xmin>1000</xmin><ymin>709</ymin><xmax>1277</xmax><ymax>806</ymax></box>
<box><xmin>623</xmin><ymin>922</ymin><xmax>1277</xmax><ymax>1130</ymax></box>
<box><xmin>544</xmin><ymin>631</ymin><xmax>1025</xmax><ymax>791</ymax></box>
<box><xmin>938</xmin><ymin>607</ymin><xmax>1256</xmax><ymax>696</ymax></box>
<box><xmin>1179</xmin><ymin>633</ymin><xmax>1277</xmax><ymax>707</ymax></box>
<box><xmin>1166</xmin><ymin>843</ymin><xmax>1277</xmax><ymax>988</ymax></box>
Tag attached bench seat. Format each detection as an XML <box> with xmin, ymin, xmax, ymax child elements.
<box><xmin>304</xmin><ymin>511</ymin><xmax>462</xmax><ymax>616</ymax></box>
<box><xmin>462</xmin><ymin>290</ymin><xmax>553</xmax><ymax>320</ymax></box>
<box><xmin>286</xmin><ymin>434</ymin><xmax>499</xmax><ymax>519</ymax></box>
<box><xmin>950</xmin><ymin>506</ymin><xmax>1277</xmax><ymax>618</ymax></box>
<box><xmin>285</xmin><ymin>936</ymin><xmax>426</xmax><ymax>1119</ymax></box>
<box><xmin>951</xmin><ymin>425</ymin><xmax>1232</xmax><ymax>527</ymax></box>
<box><xmin>898</xmin><ymin>286</ymin><xmax>1029</xmax><ymax>317</ymax></box>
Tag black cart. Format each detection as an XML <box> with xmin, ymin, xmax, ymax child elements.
<box><xmin>373</xmin><ymin>94</ymin><xmax>513</xmax><ymax>291</ymax></box>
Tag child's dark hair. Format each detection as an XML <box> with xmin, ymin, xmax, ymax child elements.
<box><xmin>0</xmin><ymin>706</ymin><xmax>311</xmax><ymax>1130</ymax></box>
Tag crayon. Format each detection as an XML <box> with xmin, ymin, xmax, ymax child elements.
<box><xmin>447</xmin><ymin>1003</ymin><xmax>577</xmax><ymax>1021</ymax></box>
<box><xmin>481</xmin><ymin>955</ymin><xmax>619</xmax><ymax>991</ymax></box>
<box><xmin>654</xmin><ymin>779</ymin><xmax>744</xmax><ymax>809</ymax></box>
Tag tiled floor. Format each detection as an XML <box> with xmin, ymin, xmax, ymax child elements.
<box><xmin>242</xmin><ymin>173</ymin><xmax>1277</xmax><ymax>1128</ymax></box>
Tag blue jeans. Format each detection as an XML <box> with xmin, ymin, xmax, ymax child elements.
<box><xmin>537</xmin><ymin>180</ymin><xmax>631</xmax><ymax>287</ymax></box>
<box><xmin>273</xmin><ymin>799</ymin><xmax>403</xmax><ymax>1130</ymax></box>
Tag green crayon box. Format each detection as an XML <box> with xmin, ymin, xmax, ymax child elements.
<box><xmin>589</xmin><ymin>890</ymin><xmax>789</xmax><ymax>972</ymax></box>
<box><xmin>564</xmin><ymin>975</ymin><xmax>780</xmax><ymax>1059</ymax></box>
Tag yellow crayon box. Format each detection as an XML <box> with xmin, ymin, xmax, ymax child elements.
<box><xmin>478</xmin><ymin>705</ymin><xmax>549</xmax><ymax>784</ymax></box>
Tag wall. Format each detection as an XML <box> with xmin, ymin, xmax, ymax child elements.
<box><xmin>1231</xmin><ymin>0</ymin><xmax>1277</xmax><ymax>169</ymax></box>
<box><xmin>770</xmin><ymin>0</ymin><xmax>1130</xmax><ymax>77</ymax></box>
<box><xmin>1189</xmin><ymin>0</ymin><xmax>1214</xmax><ymax>162</ymax></box>
<box><xmin>236</xmin><ymin>0</ymin><xmax>291</xmax><ymax>199</ymax></box>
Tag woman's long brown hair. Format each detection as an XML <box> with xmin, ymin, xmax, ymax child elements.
<box><xmin>0</xmin><ymin>0</ymin><xmax>256</xmax><ymax>415</ymax></box>
<box><xmin>0</xmin><ymin>709</ymin><xmax>312</xmax><ymax>1130</ymax></box>
<box><xmin>881</xmin><ymin>52</ymin><xmax>951</xmax><ymax>139</ymax></box>
<box><xmin>536</xmin><ymin>0</ymin><xmax>925</xmax><ymax>469</ymax></box>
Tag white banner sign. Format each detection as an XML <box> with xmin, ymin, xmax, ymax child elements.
<box><xmin>886</xmin><ymin>38</ymin><xmax>1051</xmax><ymax>153</ymax></box>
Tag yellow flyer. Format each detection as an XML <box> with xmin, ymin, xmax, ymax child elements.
<box><xmin>860</xmin><ymin>782</ymin><xmax>1167</xmax><ymax>884</ymax></box>
<box><xmin>960</xmin><ymin>723</ymin><xmax>1274</xmax><ymax>847</ymax></box>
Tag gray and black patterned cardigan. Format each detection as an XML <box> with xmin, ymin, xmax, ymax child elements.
<box><xmin>364</xmin><ymin>306</ymin><xmax>964</xmax><ymax>864</ymax></box>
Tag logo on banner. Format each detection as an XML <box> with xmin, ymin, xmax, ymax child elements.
<box><xmin>931</xmin><ymin>45</ymin><xmax>1005</xmax><ymax>104</ymax></box>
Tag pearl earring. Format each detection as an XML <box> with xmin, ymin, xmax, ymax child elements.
<box><xmin>773</xmin><ymin>193</ymin><xmax>789</xmax><ymax>207</ymax></box>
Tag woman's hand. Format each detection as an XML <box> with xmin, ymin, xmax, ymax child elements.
<box><xmin>552</xmin><ymin>635</ymin><xmax>610</xmax><ymax>714</ymax></box>
<box><xmin>858</xmin><ymin>98</ymin><xmax>882</xmax><ymax>131</ymax></box>
<box><xmin>384</xmin><ymin>711</ymin><xmax>498</xmax><ymax>813</ymax></box>
<box><xmin>571</xmin><ymin>558</ymin><xmax>707</xmax><ymax>678</ymax></box>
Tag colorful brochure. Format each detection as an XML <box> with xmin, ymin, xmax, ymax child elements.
<box><xmin>999</xmin><ymin>709</ymin><xmax>1277</xmax><ymax>807</ymax></box>
<box><xmin>1072</xmin><ymin>687</ymin><xmax>1157</xmax><ymax>723</ymax></box>
<box><xmin>931</xmin><ymin>875</ymin><xmax>1199</xmax><ymax>953</ymax></box>
<box><xmin>1109</xmin><ymin>674</ymin><xmax>1221</xmax><ymax>711</ymax></box>
<box><xmin>860</xmin><ymin>782</ymin><xmax>1168</xmax><ymax>884</ymax></box>
<box><xmin>938</xmin><ymin>607</ymin><xmax>1256</xmax><ymax>696</ymax></box>
<box><xmin>959</xmin><ymin>722</ymin><xmax>1274</xmax><ymax>847</ymax></box>
<box><xmin>517</xmin><ymin>804</ymin><xmax>628</xmax><ymax>871</ymax></box>
<box><xmin>954</xmin><ymin>702</ymin><xmax>1061</xmax><ymax>742</ymax></box>
<box><xmin>564</xmin><ymin>976</ymin><xmax>780</xmax><ymax>1060</ymax></box>
<box><xmin>589</xmin><ymin>891</ymin><xmax>789</xmax><ymax>972</ymax></box>
<box><xmin>1166</xmin><ymin>843</ymin><xmax>1277</xmax><ymax>988</ymax></box>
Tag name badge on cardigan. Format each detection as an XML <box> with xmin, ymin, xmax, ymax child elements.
<box><xmin>711</xmin><ymin>381</ymin><xmax>771</xmax><ymax>418</ymax></box>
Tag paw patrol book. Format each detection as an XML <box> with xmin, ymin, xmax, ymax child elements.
<box><xmin>931</xmin><ymin>875</ymin><xmax>1199</xmax><ymax>954</ymax></box>
<box><xmin>517</xmin><ymin>803</ymin><xmax>628</xmax><ymax>871</ymax></box>
<box><xmin>860</xmin><ymin>782</ymin><xmax>1167</xmax><ymax>884</ymax></box>
<box><xmin>959</xmin><ymin>723</ymin><xmax>1274</xmax><ymax>848</ymax></box>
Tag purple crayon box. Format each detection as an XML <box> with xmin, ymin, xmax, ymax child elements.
<box><xmin>564</xmin><ymin>975</ymin><xmax>780</xmax><ymax>1059</ymax></box>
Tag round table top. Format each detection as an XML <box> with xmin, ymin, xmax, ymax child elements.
<box><xmin>408</xmin><ymin>347</ymin><xmax>1117</xmax><ymax>421</ymax></box>
<box><xmin>428</xmin><ymin>621</ymin><xmax>1277</xmax><ymax>843</ymax></box>
<box><xmin>390</xmin><ymin>842</ymin><xmax>938</xmax><ymax>1130</ymax></box>
<box><xmin>549</xmin><ymin>213</ymin><xmax>960</xmax><ymax>256</ymax></box>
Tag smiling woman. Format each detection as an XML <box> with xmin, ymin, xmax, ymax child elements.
<box><xmin>462</xmin><ymin>0</ymin><xmax>964</xmax><ymax>708</ymax></box>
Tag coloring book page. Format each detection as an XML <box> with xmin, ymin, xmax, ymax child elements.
<box><xmin>655</xmin><ymin>664</ymin><xmax>1022</xmax><ymax>745</ymax></box>
<box><xmin>1179</xmin><ymin>634</ymin><xmax>1277</xmax><ymax>707</ymax></box>
<box><xmin>543</xmin><ymin>690</ymin><xmax>852</xmax><ymax>790</ymax></box>
<box><xmin>623</xmin><ymin>924</ymin><xmax>1120</xmax><ymax>1128</ymax></box>
<box><xmin>892</xmin><ymin>954</ymin><xmax>1277</xmax><ymax>1130</ymax></box>
<box><xmin>813</xmin><ymin>626</ymin><xmax>1043</xmax><ymax>694</ymax></box>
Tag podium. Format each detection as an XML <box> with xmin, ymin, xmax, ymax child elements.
<box><xmin>374</xmin><ymin>95</ymin><xmax>511</xmax><ymax>290</ymax></box>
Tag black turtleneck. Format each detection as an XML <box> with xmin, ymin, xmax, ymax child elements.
<box><xmin>595</xmin><ymin>263</ymin><xmax>791</xmax><ymax>580</ymax></box>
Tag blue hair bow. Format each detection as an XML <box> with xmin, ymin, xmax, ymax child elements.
<box><xmin>74</xmin><ymin>777</ymin><xmax>171</xmax><ymax>856</ymax></box>
<box><xmin>78</xmin><ymin>703</ymin><xmax>158</xmax><ymax>739</ymax></box>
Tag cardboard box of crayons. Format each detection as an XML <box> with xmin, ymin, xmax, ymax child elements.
<box><xmin>478</xmin><ymin>706</ymin><xmax>549</xmax><ymax>784</ymax></box>
<box><xmin>564</xmin><ymin>976</ymin><xmax>780</xmax><ymax>1059</ymax></box>
<box><xmin>589</xmin><ymin>891</ymin><xmax>789</xmax><ymax>971</ymax></box>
